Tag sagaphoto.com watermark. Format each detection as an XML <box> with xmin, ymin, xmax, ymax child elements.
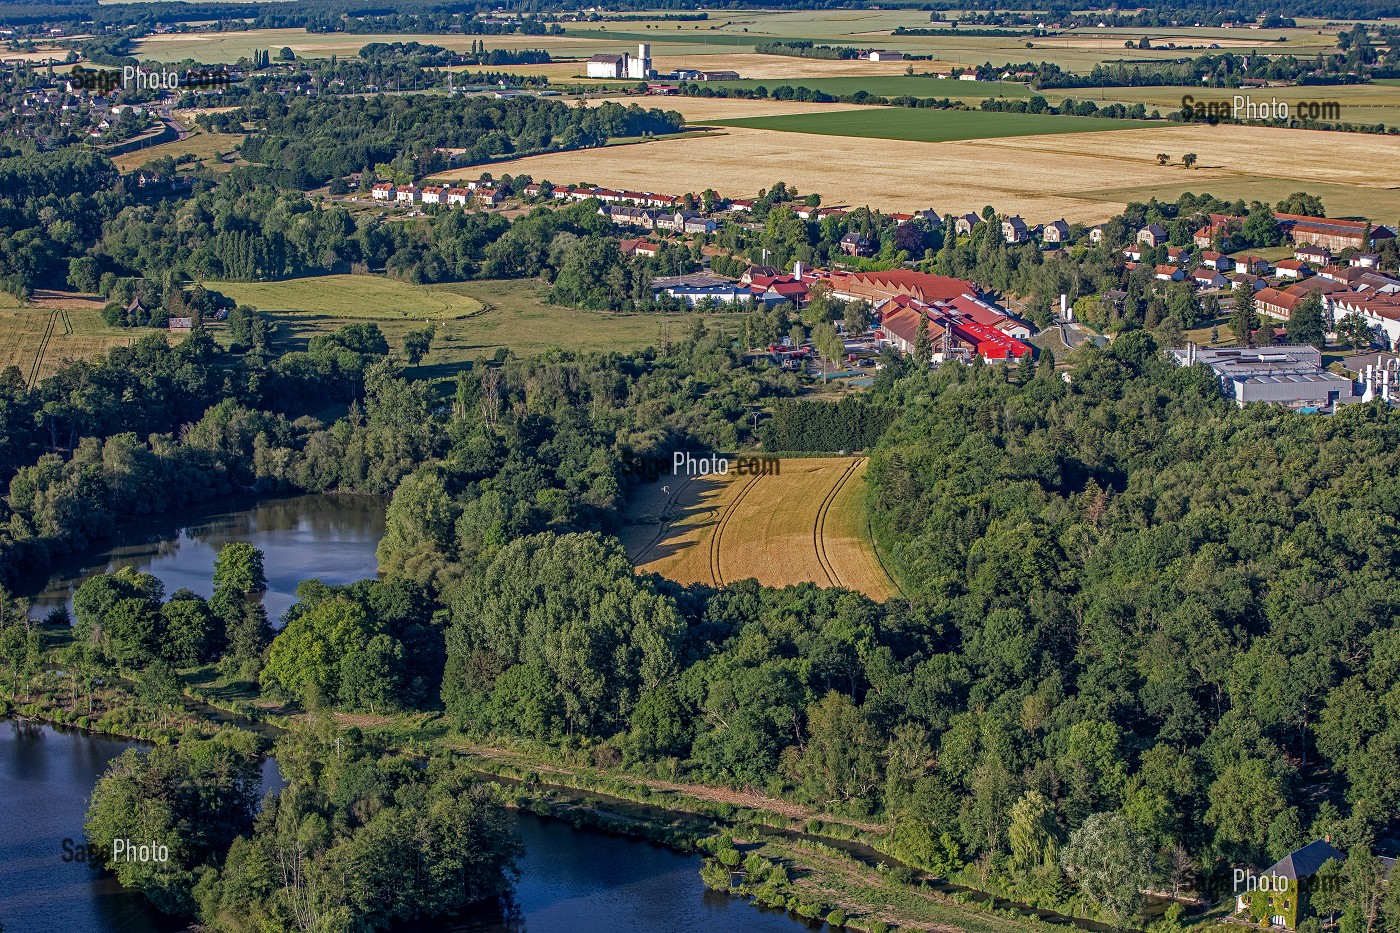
<box><xmin>67</xmin><ymin>64</ymin><xmax>231</xmax><ymax>95</ymax></box>
<box><xmin>1181</xmin><ymin>93</ymin><xmax>1341</xmax><ymax>124</ymax></box>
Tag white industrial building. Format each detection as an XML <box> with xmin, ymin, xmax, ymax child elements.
<box><xmin>1171</xmin><ymin>344</ymin><xmax>1359</xmax><ymax>410</ymax></box>
<box><xmin>586</xmin><ymin>43</ymin><xmax>653</xmax><ymax>79</ymax></box>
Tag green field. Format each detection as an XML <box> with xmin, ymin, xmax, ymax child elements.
<box><xmin>711</xmin><ymin>106</ymin><xmax>1158</xmax><ymax>143</ymax></box>
<box><xmin>206</xmin><ymin>275</ymin><xmax>739</xmax><ymax>376</ymax></box>
<box><xmin>207</xmin><ymin>274</ymin><xmax>489</xmax><ymax>320</ymax></box>
<box><xmin>707</xmin><ymin>75</ymin><xmax>1036</xmax><ymax>100</ymax></box>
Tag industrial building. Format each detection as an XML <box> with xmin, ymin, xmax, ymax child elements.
<box><xmin>1171</xmin><ymin>344</ymin><xmax>1360</xmax><ymax>410</ymax></box>
<box><xmin>586</xmin><ymin>43</ymin><xmax>652</xmax><ymax>79</ymax></box>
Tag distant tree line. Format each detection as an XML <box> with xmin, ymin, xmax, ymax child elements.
<box><xmin>210</xmin><ymin>93</ymin><xmax>683</xmax><ymax>188</ymax></box>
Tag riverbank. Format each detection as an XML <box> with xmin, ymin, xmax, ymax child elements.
<box><xmin>6</xmin><ymin>648</ymin><xmax>1181</xmax><ymax>933</ymax></box>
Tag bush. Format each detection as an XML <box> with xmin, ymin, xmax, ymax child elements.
<box><xmin>826</xmin><ymin>908</ymin><xmax>848</xmax><ymax>927</ymax></box>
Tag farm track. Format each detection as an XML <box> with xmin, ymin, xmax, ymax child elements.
<box><xmin>708</xmin><ymin>471</ymin><xmax>763</xmax><ymax>586</ymax></box>
<box><xmin>813</xmin><ymin>457</ymin><xmax>863</xmax><ymax>587</ymax></box>
<box><xmin>27</xmin><ymin>308</ymin><xmax>70</xmax><ymax>389</ymax></box>
<box><xmin>631</xmin><ymin>476</ymin><xmax>694</xmax><ymax>566</ymax></box>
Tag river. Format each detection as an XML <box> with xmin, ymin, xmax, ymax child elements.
<box><xmin>3</xmin><ymin>493</ymin><xmax>817</xmax><ymax>933</ymax></box>
<box><xmin>0</xmin><ymin>720</ymin><xmax>814</xmax><ymax>933</ymax></box>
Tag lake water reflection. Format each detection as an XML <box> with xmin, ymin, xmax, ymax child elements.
<box><xmin>28</xmin><ymin>493</ymin><xmax>386</xmax><ymax>625</ymax></box>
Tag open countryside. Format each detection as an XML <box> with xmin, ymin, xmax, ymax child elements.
<box><xmin>621</xmin><ymin>456</ymin><xmax>897</xmax><ymax>600</ymax></box>
<box><xmin>709</xmin><ymin>107</ymin><xmax>1160</xmax><ymax>143</ymax></box>
<box><xmin>198</xmin><ymin>276</ymin><xmax>744</xmax><ymax>361</ymax></box>
<box><xmin>483</xmin><ymin>112</ymin><xmax>1400</xmax><ymax>222</ymax></box>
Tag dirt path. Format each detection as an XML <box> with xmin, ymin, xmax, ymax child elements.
<box><xmin>449</xmin><ymin>740</ymin><xmax>886</xmax><ymax>834</ymax></box>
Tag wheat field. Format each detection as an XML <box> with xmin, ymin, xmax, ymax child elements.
<box><xmin>622</xmin><ymin>456</ymin><xmax>897</xmax><ymax>600</ymax></box>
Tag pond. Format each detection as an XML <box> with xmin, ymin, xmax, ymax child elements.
<box><xmin>0</xmin><ymin>720</ymin><xmax>816</xmax><ymax>933</ymax></box>
<box><xmin>27</xmin><ymin>493</ymin><xmax>386</xmax><ymax>626</ymax></box>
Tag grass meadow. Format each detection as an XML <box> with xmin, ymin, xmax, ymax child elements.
<box><xmin>207</xmin><ymin>275</ymin><xmax>743</xmax><ymax>378</ymax></box>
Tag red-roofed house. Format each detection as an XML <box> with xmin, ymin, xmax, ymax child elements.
<box><xmin>1275</xmin><ymin>259</ymin><xmax>1311</xmax><ymax>281</ymax></box>
<box><xmin>1192</xmin><ymin>268</ymin><xmax>1228</xmax><ymax>289</ymax></box>
<box><xmin>830</xmin><ymin>269</ymin><xmax>976</xmax><ymax>305</ymax></box>
<box><xmin>1199</xmin><ymin>250</ymin><xmax>1234</xmax><ymax>272</ymax></box>
<box><xmin>1256</xmin><ymin>286</ymin><xmax>1304</xmax><ymax>320</ymax></box>
<box><xmin>1155</xmin><ymin>264</ymin><xmax>1185</xmax><ymax>281</ymax></box>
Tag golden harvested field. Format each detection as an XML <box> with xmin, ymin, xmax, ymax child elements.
<box><xmin>653</xmin><ymin>52</ymin><xmax>922</xmax><ymax>79</ymax></box>
<box><xmin>0</xmin><ymin>297</ymin><xmax>148</xmax><ymax>384</ymax></box>
<box><xmin>131</xmin><ymin>29</ymin><xmax>735</xmax><ymax>63</ymax></box>
<box><xmin>111</xmin><ymin>129</ymin><xmax>245</xmax><ymax>173</ymax></box>
<box><xmin>622</xmin><ymin>456</ymin><xmax>896</xmax><ymax>600</ymax></box>
<box><xmin>486</xmin><ymin>108</ymin><xmax>1400</xmax><ymax>223</ymax></box>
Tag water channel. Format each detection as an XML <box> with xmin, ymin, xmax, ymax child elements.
<box><xmin>0</xmin><ymin>720</ymin><xmax>817</xmax><ymax>933</ymax></box>
<box><xmin>2</xmin><ymin>493</ymin><xmax>818</xmax><ymax>933</ymax></box>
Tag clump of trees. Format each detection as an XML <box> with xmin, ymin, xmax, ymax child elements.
<box><xmin>85</xmin><ymin>724</ymin><xmax>520</xmax><ymax>930</ymax></box>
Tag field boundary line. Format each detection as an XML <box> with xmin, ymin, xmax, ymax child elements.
<box><xmin>708</xmin><ymin>471</ymin><xmax>763</xmax><ymax>587</ymax></box>
<box><xmin>813</xmin><ymin>457</ymin><xmax>862</xmax><ymax>588</ymax></box>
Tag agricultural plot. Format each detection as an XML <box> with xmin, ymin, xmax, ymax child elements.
<box><xmin>710</xmin><ymin>106</ymin><xmax>1159</xmax><ymax>143</ymax></box>
<box><xmin>622</xmin><ymin>456</ymin><xmax>897</xmax><ymax>600</ymax></box>
<box><xmin>0</xmin><ymin>297</ymin><xmax>147</xmax><ymax>385</ymax></box>
<box><xmin>208</xmin><ymin>275</ymin><xmax>743</xmax><ymax>371</ymax></box>
<box><xmin>490</xmin><ymin>99</ymin><xmax>1400</xmax><ymax>223</ymax></box>
<box><xmin>111</xmin><ymin>129</ymin><xmax>246</xmax><ymax>173</ymax></box>
<box><xmin>131</xmin><ymin>28</ymin><xmax>734</xmax><ymax>64</ymax></box>
<box><xmin>707</xmin><ymin>75</ymin><xmax>1037</xmax><ymax>99</ymax></box>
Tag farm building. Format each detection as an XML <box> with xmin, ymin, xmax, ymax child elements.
<box><xmin>586</xmin><ymin>44</ymin><xmax>652</xmax><ymax>79</ymax></box>
<box><xmin>1277</xmin><ymin>213</ymin><xmax>1397</xmax><ymax>252</ymax></box>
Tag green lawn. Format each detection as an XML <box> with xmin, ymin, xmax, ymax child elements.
<box><xmin>207</xmin><ymin>275</ymin><xmax>743</xmax><ymax>379</ymax></box>
<box><xmin>206</xmin><ymin>274</ymin><xmax>489</xmax><ymax>320</ymax></box>
<box><xmin>710</xmin><ymin>106</ymin><xmax>1159</xmax><ymax>143</ymax></box>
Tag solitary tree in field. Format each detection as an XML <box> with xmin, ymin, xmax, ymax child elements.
<box><xmin>1182</xmin><ymin>153</ymin><xmax>1198</xmax><ymax>169</ymax></box>
<box><xmin>1156</xmin><ymin>153</ymin><xmax>1171</xmax><ymax>166</ymax></box>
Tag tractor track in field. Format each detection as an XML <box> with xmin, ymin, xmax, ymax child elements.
<box><xmin>27</xmin><ymin>308</ymin><xmax>69</xmax><ymax>389</ymax></box>
<box><xmin>708</xmin><ymin>470</ymin><xmax>763</xmax><ymax>587</ymax></box>
<box><xmin>813</xmin><ymin>457</ymin><xmax>863</xmax><ymax>587</ymax></box>
<box><xmin>631</xmin><ymin>475</ymin><xmax>694</xmax><ymax>566</ymax></box>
